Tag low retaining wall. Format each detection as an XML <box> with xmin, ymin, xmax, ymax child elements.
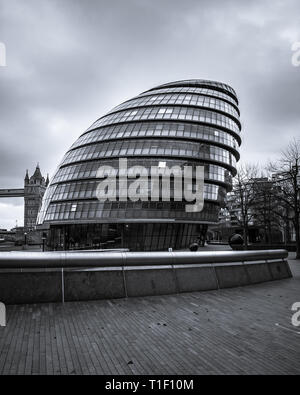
<box><xmin>0</xmin><ymin>250</ymin><xmax>292</xmax><ymax>304</ymax></box>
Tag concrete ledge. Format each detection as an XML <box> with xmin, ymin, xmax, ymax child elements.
<box><xmin>175</xmin><ymin>264</ymin><xmax>218</xmax><ymax>292</ymax></box>
<box><xmin>64</xmin><ymin>267</ymin><xmax>126</xmax><ymax>302</ymax></box>
<box><xmin>0</xmin><ymin>250</ymin><xmax>292</xmax><ymax>304</ymax></box>
<box><xmin>214</xmin><ymin>262</ymin><xmax>250</xmax><ymax>288</ymax></box>
<box><xmin>0</xmin><ymin>271</ymin><xmax>62</xmax><ymax>304</ymax></box>
<box><xmin>244</xmin><ymin>261</ymin><xmax>273</xmax><ymax>284</ymax></box>
<box><xmin>268</xmin><ymin>260</ymin><xmax>292</xmax><ymax>280</ymax></box>
<box><xmin>125</xmin><ymin>266</ymin><xmax>177</xmax><ymax>297</ymax></box>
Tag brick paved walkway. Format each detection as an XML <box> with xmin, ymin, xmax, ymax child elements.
<box><xmin>0</xmin><ymin>260</ymin><xmax>300</xmax><ymax>375</ymax></box>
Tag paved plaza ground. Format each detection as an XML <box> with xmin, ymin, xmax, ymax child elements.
<box><xmin>0</xmin><ymin>253</ymin><xmax>299</xmax><ymax>375</ymax></box>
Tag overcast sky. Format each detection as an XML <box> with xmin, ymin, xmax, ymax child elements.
<box><xmin>0</xmin><ymin>0</ymin><xmax>299</xmax><ymax>229</ymax></box>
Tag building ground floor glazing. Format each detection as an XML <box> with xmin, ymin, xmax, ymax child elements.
<box><xmin>48</xmin><ymin>222</ymin><xmax>209</xmax><ymax>251</ymax></box>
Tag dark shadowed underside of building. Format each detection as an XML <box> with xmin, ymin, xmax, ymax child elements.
<box><xmin>37</xmin><ymin>79</ymin><xmax>241</xmax><ymax>251</ymax></box>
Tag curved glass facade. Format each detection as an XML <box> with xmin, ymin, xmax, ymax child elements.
<box><xmin>38</xmin><ymin>79</ymin><xmax>241</xmax><ymax>251</ymax></box>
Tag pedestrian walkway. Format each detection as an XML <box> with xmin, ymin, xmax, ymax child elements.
<box><xmin>0</xmin><ymin>259</ymin><xmax>299</xmax><ymax>375</ymax></box>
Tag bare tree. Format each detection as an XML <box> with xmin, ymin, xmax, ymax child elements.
<box><xmin>250</xmin><ymin>179</ymin><xmax>281</xmax><ymax>244</ymax></box>
<box><xmin>268</xmin><ymin>138</ymin><xmax>300</xmax><ymax>259</ymax></box>
<box><xmin>228</xmin><ymin>163</ymin><xmax>260</xmax><ymax>248</ymax></box>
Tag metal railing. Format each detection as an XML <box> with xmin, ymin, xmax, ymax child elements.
<box><xmin>0</xmin><ymin>249</ymin><xmax>288</xmax><ymax>269</ymax></box>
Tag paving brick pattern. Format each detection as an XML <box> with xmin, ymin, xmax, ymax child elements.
<box><xmin>0</xmin><ymin>261</ymin><xmax>300</xmax><ymax>375</ymax></box>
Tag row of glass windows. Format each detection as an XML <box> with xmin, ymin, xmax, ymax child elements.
<box><xmin>123</xmin><ymin>223</ymin><xmax>203</xmax><ymax>251</ymax></box>
<box><xmin>61</xmin><ymin>140</ymin><xmax>237</xmax><ymax>168</ymax></box>
<box><xmin>40</xmin><ymin>196</ymin><xmax>221</xmax><ymax>215</ymax></box>
<box><xmin>87</xmin><ymin>106</ymin><xmax>241</xmax><ymax>135</ymax></box>
<box><xmin>136</xmin><ymin>86</ymin><xmax>239</xmax><ymax>109</ymax></box>
<box><xmin>108</xmin><ymin>93</ymin><xmax>240</xmax><ymax>121</ymax></box>
<box><xmin>153</xmin><ymin>80</ymin><xmax>237</xmax><ymax>99</ymax></box>
<box><xmin>39</xmin><ymin>201</ymin><xmax>219</xmax><ymax>223</ymax></box>
<box><xmin>36</xmin><ymin>188</ymin><xmax>56</xmax><ymax>224</ymax></box>
<box><xmin>37</xmin><ymin>169</ymin><xmax>227</xmax><ymax>224</ymax></box>
<box><xmin>51</xmin><ymin>159</ymin><xmax>232</xmax><ymax>185</ymax></box>
<box><xmin>71</xmin><ymin>122</ymin><xmax>240</xmax><ymax>152</ymax></box>
<box><xmin>48</xmin><ymin>223</ymin><xmax>207</xmax><ymax>251</ymax></box>
<box><xmin>46</xmin><ymin>181</ymin><xmax>224</xmax><ymax>203</ymax></box>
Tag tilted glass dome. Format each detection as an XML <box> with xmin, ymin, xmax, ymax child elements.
<box><xmin>38</xmin><ymin>79</ymin><xmax>241</xmax><ymax>251</ymax></box>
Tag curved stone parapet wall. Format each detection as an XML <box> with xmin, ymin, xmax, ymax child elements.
<box><xmin>0</xmin><ymin>250</ymin><xmax>291</xmax><ymax>304</ymax></box>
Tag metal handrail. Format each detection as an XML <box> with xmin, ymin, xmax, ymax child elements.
<box><xmin>0</xmin><ymin>249</ymin><xmax>288</xmax><ymax>269</ymax></box>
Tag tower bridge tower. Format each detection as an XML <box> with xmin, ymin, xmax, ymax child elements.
<box><xmin>24</xmin><ymin>164</ymin><xmax>49</xmax><ymax>231</ymax></box>
<box><xmin>0</xmin><ymin>164</ymin><xmax>48</xmax><ymax>232</ymax></box>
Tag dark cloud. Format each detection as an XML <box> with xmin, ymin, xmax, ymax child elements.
<box><xmin>0</xmin><ymin>0</ymin><xmax>299</xmax><ymax>228</ymax></box>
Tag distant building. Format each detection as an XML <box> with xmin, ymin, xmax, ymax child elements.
<box><xmin>24</xmin><ymin>165</ymin><xmax>49</xmax><ymax>231</ymax></box>
<box><xmin>0</xmin><ymin>228</ymin><xmax>16</xmax><ymax>242</ymax></box>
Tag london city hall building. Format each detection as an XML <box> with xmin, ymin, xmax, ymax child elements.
<box><xmin>37</xmin><ymin>79</ymin><xmax>241</xmax><ymax>251</ymax></box>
